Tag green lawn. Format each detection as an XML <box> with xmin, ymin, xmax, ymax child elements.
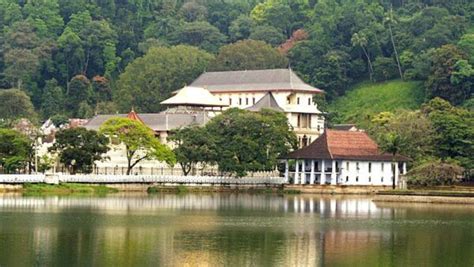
<box><xmin>329</xmin><ymin>80</ymin><xmax>425</xmax><ymax>125</ymax></box>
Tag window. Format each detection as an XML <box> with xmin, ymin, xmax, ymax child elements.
<box><xmin>253</xmin><ymin>97</ymin><xmax>256</xmax><ymax>104</ymax></box>
<box><xmin>381</xmin><ymin>177</ymin><xmax>384</xmax><ymax>182</ymax></box>
<box><xmin>297</xmin><ymin>114</ymin><xmax>310</xmax><ymax>128</ymax></box>
<box><xmin>356</xmin><ymin>176</ymin><xmax>359</xmax><ymax>182</ymax></box>
<box><xmin>368</xmin><ymin>163</ymin><xmax>372</xmax><ymax>173</ymax></box>
<box><xmin>346</xmin><ymin>176</ymin><xmax>349</xmax><ymax>182</ymax></box>
<box><xmin>229</xmin><ymin>98</ymin><xmax>232</xmax><ymax>105</ymax></box>
<box><xmin>317</xmin><ymin>125</ymin><xmax>321</xmax><ymax>132</ymax></box>
<box><xmin>369</xmin><ymin>176</ymin><xmax>371</xmax><ymax>182</ymax></box>
<box><xmin>308</xmin><ymin>98</ymin><xmax>311</xmax><ymax>105</ymax></box>
<box><xmin>239</xmin><ymin>98</ymin><xmax>242</xmax><ymax>105</ymax></box>
<box><xmin>219</xmin><ymin>98</ymin><xmax>222</xmax><ymax>101</ymax></box>
<box><xmin>381</xmin><ymin>163</ymin><xmax>384</xmax><ymax>171</ymax></box>
<box><xmin>246</xmin><ymin>98</ymin><xmax>249</xmax><ymax>105</ymax></box>
<box><xmin>346</xmin><ymin>162</ymin><xmax>349</xmax><ymax>171</ymax></box>
<box><xmin>286</xmin><ymin>97</ymin><xmax>290</xmax><ymax>104</ymax></box>
<box><xmin>297</xmin><ymin>115</ymin><xmax>300</xmax><ymax>127</ymax></box>
<box><xmin>356</xmin><ymin>162</ymin><xmax>360</xmax><ymax>171</ymax></box>
<box><xmin>297</xmin><ymin>97</ymin><xmax>300</xmax><ymax>105</ymax></box>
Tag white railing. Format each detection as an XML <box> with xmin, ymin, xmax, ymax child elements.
<box><xmin>0</xmin><ymin>174</ymin><xmax>45</xmax><ymax>183</ymax></box>
<box><xmin>0</xmin><ymin>174</ymin><xmax>286</xmax><ymax>185</ymax></box>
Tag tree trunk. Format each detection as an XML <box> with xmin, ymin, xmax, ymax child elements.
<box><xmin>392</xmin><ymin>160</ymin><xmax>396</xmax><ymax>190</ymax></box>
<box><xmin>389</xmin><ymin>23</ymin><xmax>403</xmax><ymax>80</ymax></box>
<box><xmin>362</xmin><ymin>47</ymin><xmax>374</xmax><ymax>81</ymax></box>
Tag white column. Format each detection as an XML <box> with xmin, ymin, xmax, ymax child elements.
<box><xmin>284</xmin><ymin>160</ymin><xmax>289</xmax><ymax>183</ymax></box>
<box><xmin>301</xmin><ymin>160</ymin><xmax>306</xmax><ymax>184</ymax></box>
<box><xmin>331</xmin><ymin>160</ymin><xmax>337</xmax><ymax>185</ymax></box>
<box><xmin>403</xmin><ymin>162</ymin><xmax>407</xmax><ymax>174</ymax></box>
<box><xmin>310</xmin><ymin>160</ymin><xmax>315</xmax><ymax>185</ymax></box>
<box><xmin>320</xmin><ymin>160</ymin><xmax>326</xmax><ymax>185</ymax></box>
<box><xmin>294</xmin><ymin>160</ymin><xmax>299</xmax><ymax>185</ymax></box>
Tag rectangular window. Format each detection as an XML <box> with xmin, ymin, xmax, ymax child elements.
<box><xmin>308</xmin><ymin>98</ymin><xmax>311</xmax><ymax>105</ymax></box>
<box><xmin>356</xmin><ymin>162</ymin><xmax>360</xmax><ymax>171</ymax></box>
<box><xmin>381</xmin><ymin>163</ymin><xmax>384</xmax><ymax>171</ymax></box>
<box><xmin>297</xmin><ymin>97</ymin><xmax>300</xmax><ymax>105</ymax></box>
<box><xmin>246</xmin><ymin>98</ymin><xmax>249</xmax><ymax>105</ymax></box>
<box><xmin>253</xmin><ymin>97</ymin><xmax>256</xmax><ymax>104</ymax></box>
<box><xmin>346</xmin><ymin>162</ymin><xmax>349</xmax><ymax>171</ymax></box>
<box><xmin>297</xmin><ymin>115</ymin><xmax>301</xmax><ymax>127</ymax></box>
<box><xmin>239</xmin><ymin>98</ymin><xmax>242</xmax><ymax>105</ymax></box>
<box><xmin>368</xmin><ymin>163</ymin><xmax>372</xmax><ymax>173</ymax></box>
<box><xmin>229</xmin><ymin>98</ymin><xmax>232</xmax><ymax>105</ymax></box>
<box><xmin>369</xmin><ymin>176</ymin><xmax>371</xmax><ymax>182</ymax></box>
<box><xmin>346</xmin><ymin>176</ymin><xmax>349</xmax><ymax>182</ymax></box>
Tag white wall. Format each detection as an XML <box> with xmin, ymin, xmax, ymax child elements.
<box><xmin>339</xmin><ymin>160</ymin><xmax>396</xmax><ymax>186</ymax></box>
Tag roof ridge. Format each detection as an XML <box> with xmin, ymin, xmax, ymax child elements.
<box><xmin>324</xmin><ymin>130</ymin><xmax>334</xmax><ymax>159</ymax></box>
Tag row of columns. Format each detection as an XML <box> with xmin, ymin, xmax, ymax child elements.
<box><xmin>285</xmin><ymin>159</ymin><xmax>338</xmax><ymax>185</ymax></box>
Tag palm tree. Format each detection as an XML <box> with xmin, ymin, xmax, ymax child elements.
<box><xmin>351</xmin><ymin>32</ymin><xmax>374</xmax><ymax>81</ymax></box>
<box><xmin>385</xmin><ymin>8</ymin><xmax>403</xmax><ymax>80</ymax></box>
<box><xmin>381</xmin><ymin>132</ymin><xmax>405</xmax><ymax>189</ymax></box>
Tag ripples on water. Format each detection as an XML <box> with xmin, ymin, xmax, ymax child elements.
<box><xmin>0</xmin><ymin>193</ymin><xmax>473</xmax><ymax>267</ymax></box>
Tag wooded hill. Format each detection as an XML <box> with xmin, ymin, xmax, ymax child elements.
<box><xmin>0</xmin><ymin>0</ymin><xmax>472</xmax><ymax>123</ymax></box>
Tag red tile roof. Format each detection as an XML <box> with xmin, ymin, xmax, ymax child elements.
<box><xmin>284</xmin><ymin>129</ymin><xmax>409</xmax><ymax>161</ymax></box>
<box><xmin>127</xmin><ymin>109</ymin><xmax>145</xmax><ymax>124</ymax></box>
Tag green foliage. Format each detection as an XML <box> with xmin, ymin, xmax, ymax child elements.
<box><xmin>114</xmin><ymin>45</ymin><xmax>214</xmax><ymax>112</ymax></box>
<box><xmin>249</xmin><ymin>25</ymin><xmax>286</xmax><ymax>46</ymax></box>
<box><xmin>373</xmin><ymin>57</ymin><xmax>398</xmax><ymax>82</ymax></box>
<box><xmin>99</xmin><ymin>117</ymin><xmax>175</xmax><ymax>175</ymax></box>
<box><xmin>205</xmin><ymin>108</ymin><xmax>296</xmax><ymax>177</ymax></box>
<box><xmin>425</xmin><ymin>44</ymin><xmax>472</xmax><ymax>105</ymax></box>
<box><xmin>211</xmin><ymin>40</ymin><xmax>288</xmax><ymax>71</ymax></box>
<box><xmin>66</xmin><ymin>75</ymin><xmax>92</xmax><ymax>117</ymax></box>
<box><xmin>0</xmin><ymin>129</ymin><xmax>31</xmax><ymax>174</ymax></box>
<box><xmin>169</xmin><ymin>126</ymin><xmax>216</xmax><ymax>176</ymax></box>
<box><xmin>406</xmin><ymin>160</ymin><xmax>464</xmax><ymax>186</ymax></box>
<box><xmin>23</xmin><ymin>183</ymin><xmax>118</xmax><ymax>195</ymax></box>
<box><xmin>422</xmin><ymin>98</ymin><xmax>474</xmax><ymax>170</ymax></box>
<box><xmin>330</xmin><ymin>80</ymin><xmax>425</xmax><ymax>125</ymax></box>
<box><xmin>170</xmin><ymin>21</ymin><xmax>227</xmax><ymax>52</ymax></box>
<box><xmin>41</xmin><ymin>79</ymin><xmax>65</xmax><ymax>118</ymax></box>
<box><xmin>49</xmin><ymin>127</ymin><xmax>109</xmax><ymax>174</ymax></box>
<box><xmin>0</xmin><ymin>89</ymin><xmax>37</xmax><ymax>122</ymax></box>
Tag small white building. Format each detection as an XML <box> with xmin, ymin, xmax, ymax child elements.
<box><xmin>282</xmin><ymin>129</ymin><xmax>409</xmax><ymax>186</ymax></box>
<box><xmin>191</xmin><ymin>68</ymin><xmax>325</xmax><ymax>147</ymax></box>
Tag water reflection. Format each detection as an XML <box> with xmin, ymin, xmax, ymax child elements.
<box><xmin>0</xmin><ymin>194</ymin><xmax>473</xmax><ymax>267</ymax></box>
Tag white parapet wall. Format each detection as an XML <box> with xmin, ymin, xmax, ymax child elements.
<box><xmin>0</xmin><ymin>174</ymin><xmax>285</xmax><ymax>185</ymax></box>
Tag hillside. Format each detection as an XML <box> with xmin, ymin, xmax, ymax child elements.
<box><xmin>329</xmin><ymin>80</ymin><xmax>425</xmax><ymax>124</ymax></box>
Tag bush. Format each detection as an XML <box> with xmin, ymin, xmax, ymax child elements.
<box><xmin>406</xmin><ymin>160</ymin><xmax>464</xmax><ymax>186</ymax></box>
<box><xmin>373</xmin><ymin>57</ymin><xmax>398</xmax><ymax>82</ymax></box>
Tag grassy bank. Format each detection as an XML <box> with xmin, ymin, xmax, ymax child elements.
<box><xmin>330</xmin><ymin>80</ymin><xmax>424</xmax><ymax>124</ymax></box>
<box><xmin>23</xmin><ymin>183</ymin><xmax>119</xmax><ymax>196</ymax></box>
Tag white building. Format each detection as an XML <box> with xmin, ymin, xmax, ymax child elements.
<box><xmin>282</xmin><ymin>129</ymin><xmax>409</xmax><ymax>186</ymax></box>
<box><xmin>190</xmin><ymin>68</ymin><xmax>325</xmax><ymax>147</ymax></box>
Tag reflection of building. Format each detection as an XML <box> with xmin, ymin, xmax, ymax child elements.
<box><xmin>283</xmin><ymin>130</ymin><xmax>409</xmax><ymax>186</ymax></box>
<box><xmin>190</xmin><ymin>69</ymin><xmax>325</xmax><ymax>147</ymax></box>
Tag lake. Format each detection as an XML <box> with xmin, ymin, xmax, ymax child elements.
<box><xmin>0</xmin><ymin>193</ymin><xmax>473</xmax><ymax>267</ymax></box>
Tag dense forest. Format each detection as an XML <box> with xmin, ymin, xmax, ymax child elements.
<box><xmin>0</xmin><ymin>0</ymin><xmax>472</xmax><ymax>122</ymax></box>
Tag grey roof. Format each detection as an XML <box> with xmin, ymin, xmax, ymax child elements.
<box><xmin>246</xmin><ymin>92</ymin><xmax>284</xmax><ymax>112</ymax></box>
<box><xmin>84</xmin><ymin>112</ymin><xmax>210</xmax><ymax>132</ymax></box>
<box><xmin>190</xmin><ymin>69</ymin><xmax>324</xmax><ymax>93</ymax></box>
<box><xmin>332</xmin><ymin>124</ymin><xmax>358</xmax><ymax>131</ymax></box>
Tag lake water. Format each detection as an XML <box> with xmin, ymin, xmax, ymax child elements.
<box><xmin>0</xmin><ymin>193</ymin><xmax>473</xmax><ymax>267</ymax></box>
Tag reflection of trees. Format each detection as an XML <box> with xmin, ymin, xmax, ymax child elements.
<box><xmin>0</xmin><ymin>195</ymin><xmax>474</xmax><ymax>266</ymax></box>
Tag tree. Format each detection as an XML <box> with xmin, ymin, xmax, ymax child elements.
<box><xmin>384</xmin><ymin>8</ymin><xmax>403</xmax><ymax>79</ymax></box>
<box><xmin>0</xmin><ymin>89</ymin><xmax>37</xmax><ymax>122</ymax></box>
<box><xmin>99</xmin><ymin>117</ymin><xmax>175</xmax><ymax>175</ymax></box>
<box><xmin>170</xmin><ymin>21</ymin><xmax>226</xmax><ymax>52</ymax></box>
<box><xmin>211</xmin><ymin>40</ymin><xmax>288</xmax><ymax>71</ymax></box>
<box><xmin>352</xmin><ymin>32</ymin><xmax>375</xmax><ymax>81</ymax></box>
<box><xmin>205</xmin><ymin>108</ymin><xmax>296</xmax><ymax>177</ymax></box>
<box><xmin>169</xmin><ymin>126</ymin><xmax>217</xmax><ymax>176</ymax></box>
<box><xmin>458</xmin><ymin>34</ymin><xmax>474</xmax><ymax>64</ymax></box>
<box><xmin>425</xmin><ymin>44</ymin><xmax>470</xmax><ymax>105</ymax></box>
<box><xmin>114</xmin><ymin>45</ymin><xmax>214</xmax><ymax>112</ymax></box>
<box><xmin>66</xmin><ymin>75</ymin><xmax>92</xmax><ymax>117</ymax></box>
<box><xmin>406</xmin><ymin>159</ymin><xmax>464</xmax><ymax>186</ymax></box>
<box><xmin>41</xmin><ymin>79</ymin><xmax>65</xmax><ymax>118</ymax></box>
<box><xmin>229</xmin><ymin>15</ymin><xmax>254</xmax><ymax>42</ymax></box>
<box><xmin>49</xmin><ymin>127</ymin><xmax>109</xmax><ymax>174</ymax></box>
<box><xmin>179</xmin><ymin>2</ymin><xmax>208</xmax><ymax>22</ymax></box>
<box><xmin>249</xmin><ymin>25</ymin><xmax>286</xmax><ymax>46</ymax></box>
<box><xmin>422</xmin><ymin>98</ymin><xmax>474</xmax><ymax>171</ymax></box>
<box><xmin>0</xmin><ymin>129</ymin><xmax>32</xmax><ymax>174</ymax></box>
<box><xmin>373</xmin><ymin>57</ymin><xmax>399</xmax><ymax>82</ymax></box>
